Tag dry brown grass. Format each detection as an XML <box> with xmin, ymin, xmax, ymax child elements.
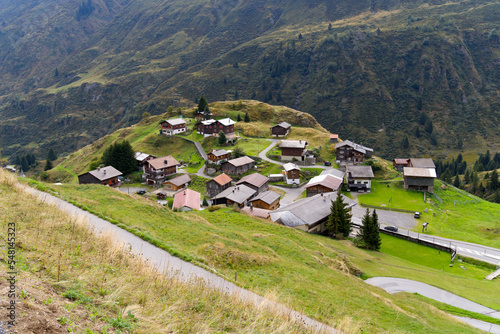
<box><xmin>0</xmin><ymin>169</ymin><xmax>334</xmax><ymax>333</ymax></box>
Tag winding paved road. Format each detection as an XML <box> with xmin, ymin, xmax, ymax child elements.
<box><xmin>366</xmin><ymin>277</ymin><xmax>500</xmax><ymax>333</ymax></box>
<box><xmin>22</xmin><ymin>185</ymin><xmax>336</xmax><ymax>334</ymax></box>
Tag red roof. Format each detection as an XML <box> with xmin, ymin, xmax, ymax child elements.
<box><xmin>173</xmin><ymin>189</ymin><xmax>200</xmax><ymax>211</ymax></box>
<box><xmin>330</xmin><ymin>134</ymin><xmax>339</xmax><ymax>139</ymax></box>
<box><xmin>212</xmin><ymin>173</ymin><xmax>232</xmax><ymax>186</ymax></box>
<box><xmin>241</xmin><ymin>206</ymin><xmax>271</xmax><ymax>219</ymax></box>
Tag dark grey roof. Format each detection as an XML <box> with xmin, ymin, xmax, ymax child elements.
<box><xmin>235</xmin><ymin>173</ymin><xmax>269</xmax><ymax>188</ymax></box>
<box><xmin>270</xmin><ymin>192</ymin><xmax>356</xmax><ymax>227</ymax></box>
<box><xmin>165</xmin><ymin>174</ymin><xmax>191</xmax><ymax>186</ymax></box>
<box><xmin>346</xmin><ymin>165</ymin><xmax>374</xmax><ymax>178</ymax></box>
<box><xmin>226</xmin><ymin>156</ymin><xmax>255</xmax><ymax>167</ymax></box>
<box><xmin>250</xmin><ymin>190</ymin><xmax>280</xmax><ymax>205</ymax></box>
<box><xmin>211</xmin><ymin>184</ymin><xmax>257</xmax><ymax>204</ymax></box>
<box><xmin>86</xmin><ymin>166</ymin><xmax>122</xmax><ymax>181</ymax></box>
<box><xmin>410</xmin><ymin>158</ymin><xmax>436</xmax><ymax>169</ymax></box>
<box><xmin>327</xmin><ymin>168</ymin><xmax>345</xmax><ymax>180</ymax></box>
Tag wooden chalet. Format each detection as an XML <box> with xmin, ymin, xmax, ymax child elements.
<box><xmin>221</xmin><ymin>156</ymin><xmax>255</xmax><ymax>175</ymax></box>
<box><xmin>279</xmin><ymin>140</ymin><xmax>308</xmax><ymax>162</ymax></box>
<box><xmin>335</xmin><ymin>140</ymin><xmax>373</xmax><ymax>163</ymax></box>
<box><xmin>207</xmin><ymin>149</ymin><xmax>231</xmax><ymax>165</ymax></box>
<box><xmin>159</xmin><ymin>118</ymin><xmax>187</xmax><ymax>136</ymax></box>
<box><xmin>194</xmin><ymin>110</ymin><xmax>212</xmax><ymax>122</ymax></box>
<box><xmin>283</xmin><ymin>163</ymin><xmax>301</xmax><ymax>184</ymax></box>
<box><xmin>393</xmin><ymin>158</ymin><xmax>410</xmax><ymax>172</ymax></box>
<box><xmin>329</xmin><ymin>134</ymin><xmax>339</xmax><ymax>143</ymax></box>
<box><xmin>163</xmin><ymin>174</ymin><xmax>191</xmax><ymax>191</ymax></box>
<box><xmin>206</xmin><ymin>173</ymin><xmax>232</xmax><ymax>198</ymax></box>
<box><xmin>235</xmin><ymin>173</ymin><xmax>269</xmax><ymax>194</ymax></box>
<box><xmin>250</xmin><ymin>190</ymin><xmax>280</xmax><ymax>210</ymax></box>
<box><xmin>305</xmin><ymin>174</ymin><xmax>343</xmax><ymax>197</ymax></box>
<box><xmin>144</xmin><ymin>156</ymin><xmax>180</xmax><ymax>186</ymax></box>
<box><xmin>403</xmin><ymin>158</ymin><xmax>436</xmax><ymax>193</ymax></box>
<box><xmin>271</xmin><ymin>122</ymin><xmax>291</xmax><ymax>137</ymax></box>
<box><xmin>78</xmin><ymin>166</ymin><xmax>122</xmax><ymax>186</ymax></box>
<box><xmin>196</xmin><ymin>118</ymin><xmax>236</xmax><ymax>137</ymax></box>
<box><xmin>211</xmin><ymin>184</ymin><xmax>257</xmax><ymax>208</ymax></box>
<box><xmin>345</xmin><ymin>165</ymin><xmax>374</xmax><ymax>192</ymax></box>
<box><xmin>135</xmin><ymin>152</ymin><xmax>156</xmax><ymax>171</ymax></box>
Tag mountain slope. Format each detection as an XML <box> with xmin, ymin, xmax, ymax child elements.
<box><xmin>0</xmin><ymin>0</ymin><xmax>498</xmax><ymax>160</ymax></box>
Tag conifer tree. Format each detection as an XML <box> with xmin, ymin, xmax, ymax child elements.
<box><xmin>197</xmin><ymin>95</ymin><xmax>209</xmax><ymax>112</ymax></box>
<box><xmin>369</xmin><ymin>210</ymin><xmax>381</xmax><ymax>251</ymax></box>
<box><xmin>326</xmin><ymin>200</ymin><xmax>339</xmax><ymax>237</ymax></box>
<box><xmin>244</xmin><ymin>112</ymin><xmax>250</xmax><ymax>122</ymax></box>
<box><xmin>44</xmin><ymin>159</ymin><xmax>53</xmax><ymax>171</ymax></box>
<box><xmin>218</xmin><ymin>131</ymin><xmax>226</xmax><ymax>146</ymax></box>
<box><xmin>453</xmin><ymin>175</ymin><xmax>460</xmax><ymax>188</ymax></box>
<box><xmin>47</xmin><ymin>148</ymin><xmax>57</xmax><ymax>161</ymax></box>
<box><xmin>336</xmin><ymin>191</ymin><xmax>352</xmax><ymax>238</ymax></box>
<box><xmin>237</xmin><ymin>114</ymin><xmax>242</xmax><ymax>122</ymax></box>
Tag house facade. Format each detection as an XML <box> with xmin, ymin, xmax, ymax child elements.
<box><xmin>159</xmin><ymin>118</ymin><xmax>187</xmax><ymax>136</ymax></box>
<box><xmin>403</xmin><ymin>167</ymin><xmax>436</xmax><ymax>193</ymax></box>
<box><xmin>206</xmin><ymin>173</ymin><xmax>232</xmax><ymax>198</ymax></box>
<box><xmin>78</xmin><ymin>166</ymin><xmax>123</xmax><ymax>186</ymax></box>
<box><xmin>283</xmin><ymin>163</ymin><xmax>301</xmax><ymax>184</ymax></box>
<box><xmin>235</xmin><ymin>173</ymin><xmax>269</xmax><ymax>194</ymax></box>
<box><xmin>163</xmin><ymin>174</ymin><xmax>191</xmax><ymax>191</ymax></box>
<box><xmin>305</xmin><ymin>174</ymin><xmax>343</xmax><ymax>197</ymax></box>
<box><xmin>221</xmin><ymin>156</ymin><xmax>255</xmax><ymax>175</ymax></box>
<box><xmin>207</xmin><ymin>149</ymin><xmax>231</xmax><ymax>165</ymax></box>
<box><xmin>135</xmin><ymin>152</ymin><xmax>156</xmax><ymax>171</ymax></box>
<box><xmin>393</xmin><ymin>158</ymin><xmax>410</xmax><ymax>172</ymax></box>
<box><xmin>271</xmin><ymin>122</ymin><xmax>291</xmax><ymax>137</ymax></box>
<box><xmin>196</xmin><ymin>118</ymin><xmax>236</xmax><ymax>137</ymax></box>
<box><xmin>345</xmin><ymin>165</ymin><xmax>374</xmax><ymax>192</ymax></box>
<box><xmin>250</xmin><ymin>190</ymin><xmax>280</xmax><ymax>210</ymax></box>
<box><xmin>279</xmin><ymin>140</ymin><xmax>308</xmax><ymax>162</ymax></box>
<box><xmin>144</xmin><ymin>156</ymin><xmax>180</xmax><ymax>186</ymax></box>
<box><xmin>335</xmin><ymin>140</ymin><xmax>373</xmax><ymax>163</ymax></box>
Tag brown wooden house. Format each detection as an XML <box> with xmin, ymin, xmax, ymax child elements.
<box><xmin>393</xmin><ymin>158</ymin><xmax>410</xmax><ymax>172</ymax></box>
<box><xmin>335</xmin><ymin>140</ymin><xmax>373</xmax><ymax>163</ymax></box>
<box><xmin>305</xmin><ymin>174</ymin><xmax>343</xmax><ymax>197</ymax></box>
<box><xmin>78</xmin><ymin>166</ymin><xmax>123</xmax><ymax>186</ymax></box>
<box><xmin>196</xmin><ymin>118</ymin><xmax>236</xmax><ymax>137</ymax></box>
<box><xmin>206</xmin><ymin>173</ymin><xmax>232</xmax><ymax>198</ymax></box>
<box><xmin>207</xmin><ymin>149</ymin><xmax>231</xmax><ymax>165</ymax></box>
<box><xmin>329</xmin><ymin>134</ymin><xmax>339</xmax><ymax>143</ymax></box>
<box><xmin>194</xmin><ymin>111</ymin><xmax>212</xmax><ymax>122</ymax></box>
<box><xmin>144</xmin><ymin>156</ymin><xmax>180</xmax><ymax>186</ymax></box>
<box><xmin>221</xmin><ymin>156</ymin><xmax>255</xmax><ymax>175</ymax></box>
<box><xmin>279</xmin><ymin>140</ymin><xmax>308</xmax><ymax>162</ymax></box>
<box><xmin>403</xmin><ymin>167</ymin><xmax>436</xmax><ymax>193</ymax></box>
<box><xmin>271</xmin><ymin>122</ymin><xmax>291</xmax><ymax>137</ymax></box>
<box><xmin>211</xmin><ymin>185</ymin><xmax>257</xmax><ymax>207</ymax></box>
<box><xmin>235</xmin><ymin>173</ymin><xmax>269</xmax><ymax>194</ymax></box>
<box><xmin>249</xmin><ymin>190</ymin><xmax>280</xmax><ymax>210</ymax></box>
<box><xmin>163</xmin><ymin>174</ymin><xmax>191</xmax><ymax>191</ymax></box>
<box><xmin>159</xmin><ymin>118</ymin><xmax>187</xmax><ymax>136</ymax></box>
<box><xmin>283</xmin><ymin>163</ymin><xmax>301</xmax><ymax>184</ymax></box>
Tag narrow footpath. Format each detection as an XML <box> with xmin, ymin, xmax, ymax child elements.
<box><xmin>22</xmin><ymin>185</ymin><xmax>336</xmax><ymax>334</ymax></box>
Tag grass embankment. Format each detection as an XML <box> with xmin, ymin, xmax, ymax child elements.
<box><xmin>29</xmin><ymin>179</ymin><xmax>499</xmax><ymax>333</ymax></box>
<box><xmin>0</xmin><ymin>170</ymin><xmax>317</xmax><ymax>333</ymax></box>
<box><xmin>358</xmin><ymin>179</ymin><xmax>500</xmax><ymax>248</ymax></box>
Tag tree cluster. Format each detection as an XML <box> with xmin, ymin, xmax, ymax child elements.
<box><xmin>101</xmin><ymin>141</ymin><xmax>136</xmax><ymax>175</ymax></box>
<box><xmin>325</xmin><ymin>191</ymin><xmax>352</xmax><ymax>238</ymax></box>
<box><xmin>75</xmin><ymin>0</ymin><xmax>95</xmax><ymax>21</ymax></box>
<box><xmin>356</xmin><ymin>209</ymin><xmax>381</xmax><ymax>251</ymax></box>
<box><xmin>15</xmin><ymin>153</ymin><xmax>36</xmax><ymax>172</ymax></box>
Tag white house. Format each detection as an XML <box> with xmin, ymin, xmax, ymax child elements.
<box><xmin>283</xmin><ymin>163</ymin><xmax>301</xmax><ymax>184</ymax></box>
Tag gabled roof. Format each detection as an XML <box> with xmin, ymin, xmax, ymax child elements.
<box><xmin>164</xmin><ymin>174</ymin><xmax>191</xmax><ymax>187</ymax></box>
<box><xmin>346</xmin><ymin>165</ymin><xmax>374</xmax><ymax>178</ymax></box>
<box><xmin>173</xmin><ymin>189</ymin><xmax>200</xmax><ymax>211</ymax></box>
<box><xmin>272</xmin><ymin>122</ymin><xmax>291</xmax><ymax>129</ymax></box>
<box><xmin>218</xmin><ymin>118</ymin><xmax>236</xmax><ymax>126</ymax></box>
<box><xmin>330</xmin><ymin>134</ymin><xmax>339</xmax><ymax>139</ymax></box>
<box><xmin>250</xmin><ymin>190</ymin><xmax>280</xmax><ymax>205</ymax></box>
<box><xmin>305</xmin><ymin>174</ymin><xmax>343</xmax><ymax>191</ymax></box>
<box><xmin>335</xmin><ymin>140</ymin><xmax>373</xmax><ymax>154</ymax></box>
<box><xmin>410</xmin><ymin>158</ymin><xmax>436</xmax><ymax>169</ymax></box>
<box><xmin>226</xmin><ymin>156</ymin><xmax>255</xmax><ymax>167</ymax></box>
<box><xmin>283</xmin><ymin>163</ymin><xmax>301</xmax><ymax>172</ymax></box>
<box><xmin>327</xmin><ymin>168</ymin><xmax>345</xmax><ymax>180</ymax></box>
<box><xmin>394</xmin><ymin>158</ymin><xmax>410</xmax><ymax>165</ymax></box>
<box><xmin>241</xmin><ymin>206</ymin><xmax>271</xmax><ymax>219</ymax></box>
<box><xmin>210</xmin><ymin>149</ymin><xmax>230</xmax><ymax>157</ymax></box>
<box><xmin>403</xmin><ymin>167</ymin><xmax>437</xmax><ymax>178</ymax></box>
<box><xmin>210</xmin><ymin>173</ymin><xmax>232</xmax><ymax>186</ymax></box>
<box><xmin>211</xmin><ymin>184</ymin><xmax>257</xmax><ymax>204</ymax></box>
<box><xmin>147</xmin><ymin>156</ymin><xmax>180</xmax><ymax>170</ymax></box>
<box><xmin>160</xmin><ymin>118</ymin><xmax>186</xmax><ymax>126</ymax></box>
<box><xmin>279</xmin><ymin>140</ymin><xmax>307</xmax><ymax>149</ymax></box>
<box><xmin>135</xmin><ymin>152</ymin><xmax>155</xmax><ymax>162</ymax></box>
<box><xmin>85</xmin><ymin>166</ymin><xmax>122</xmax><ymax>181</ymax></box>
<box><xmin>235</xmin><ymin>173</ymin><xmax>269</xmax><ymax>188</ymax></box>
<box><xmin>270</xmin><ymin>192</ymin><xmax>356</xmax><ymax>227</ymax></box>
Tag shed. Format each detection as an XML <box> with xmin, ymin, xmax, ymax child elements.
<box><xmin>271</xmin><ymin>122</ymin><xmax>292</xmax><ymax>137</ymax></box>
<box><xmin>221</xmin><ymin>156</ymin><xmax>255</xmax><ymax>175</ymax></box>
<box><xmin>249</xmin><ymin>190</ymin><xmax>281</xmax><ymax>210</ymax></box>
<box><xmin>163</xmin><ymin>174</ymin><xmax>191</xmax><ymax>191</ymax></box>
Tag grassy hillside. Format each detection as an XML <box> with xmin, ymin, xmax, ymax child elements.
<box><xmin>24</xmin><ymin>174</ymin><xmax>499</xmax><ymax>333</ymax></box>
<box><xmin>0</xmin><ymin>169</ymin><xmax>319</xmax><ymax>333</ymax></box>
<box><xmin>0</xmin><ymin>0</ymin><xmax>498</xmax><ymax>162</ymax></box>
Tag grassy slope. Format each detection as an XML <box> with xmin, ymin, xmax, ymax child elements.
<box><xmin>0</xmin><ymin>170</ymin><xmax>316</xmax><ymax>333</ymax></box>
<box><xmin>30</xmin><ymin>179</ymin><xmax>499</xmax><ymax>333</ymax></box>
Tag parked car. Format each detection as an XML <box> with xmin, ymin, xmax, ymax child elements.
<box><xmin>324</xmin><ymin>161</ymin><xmax>332</xmax><ymax>166</ymax></box>
<box><xmin>383</xmin><ymin>225</ymin><xmax>398</xmax><ymax>232</ymax></box>
<box><xmin>136</xmin><ymin>190</ymin><xmax>146</xmax><ymax>195</ymax></box>
<box><xmin>414</xmin><ymin>212</ymin><xmax>421</xmax><ymax>218</ymax></box>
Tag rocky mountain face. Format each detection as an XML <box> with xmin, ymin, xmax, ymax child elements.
<box><xmin>0</xmin><ymin>0</ymin><xmax>498</xmax><ymax>159</ymax></box>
